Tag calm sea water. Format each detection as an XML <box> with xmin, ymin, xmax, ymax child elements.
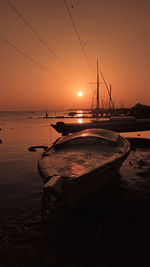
<box><xmin>1</xmin><ymin>110</ymin><xmax>150</xmax><ymax>265</ymax></box>
<box><xmin>0</xmin><ymin>110</ymin><xmax>150</xmax><ymax>221</ymax></box>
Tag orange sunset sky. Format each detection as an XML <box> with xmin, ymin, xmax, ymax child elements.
<box><xmin>0</xmin><ymin>0</ymin><xmax>150</xmax><ymax>111</ymax></box>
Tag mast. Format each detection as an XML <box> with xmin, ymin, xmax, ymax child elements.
<box><xmin>109</xmin><ymin>84</ymin><xmax>112</xmax><ymax>110</ymax></box>
<box><xmin>100</xmin><ymin>70</ymin><xmax>115</xmax><ymax>111</ymax></box>
<box><xmin>96</xmin><ymin>60</ymin><xmax>100</xmax><ymax>109</ymax></box>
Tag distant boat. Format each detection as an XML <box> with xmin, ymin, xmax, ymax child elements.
<box><xmin>51</xmin><ymin>117</ymin><xmax>150</xmax><ymax>135</ymax></box>
<box><xmin>38</xmin><ymin>128</ymin><xmax>130</xmax><ymax>210</ymax></box>
<box><xmin>68</xmin><ymin>111</ymin><xmax>77</xmax><ymax>117</ymax></box>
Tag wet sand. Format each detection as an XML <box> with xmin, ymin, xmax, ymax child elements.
<box><xmin>0</xmin><ymin>147</ymin><xmax>150</xmax><ymax>267</ymax></box>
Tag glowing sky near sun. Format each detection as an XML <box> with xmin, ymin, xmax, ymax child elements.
<box><xmin>77</xmin><ymin>92</ymin><xmax>83</xmax><ymax>97</ymax></box>
<box><xmin>0</xmin><ymin>0</ymin><xmax>150</xmax><ymax>110</ymax></box>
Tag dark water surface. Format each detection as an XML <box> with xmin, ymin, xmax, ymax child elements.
<box><xmin>0</xmin><ymin>111</ymin><xmax>150</xmax><ymax>266</ymax></box>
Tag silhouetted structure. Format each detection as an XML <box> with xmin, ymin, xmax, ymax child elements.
<box><xmin>128</xmin><ymin>103</ymin><xmax>150</xmax><ymax>118</ymax></box>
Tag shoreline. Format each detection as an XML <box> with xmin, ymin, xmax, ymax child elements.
<box><xmin>1</xmin><ymin>147</ymin><xmax>150</xmax><ymax>266</ymax></box>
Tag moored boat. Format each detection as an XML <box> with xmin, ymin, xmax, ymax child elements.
<box><xmin>38</xmin><ymin>128</ymin><xmax>130</xmax><ymax>209</ymax></box>
<box><xmin>51</xmin><ymin>117</ymin><xmax>150</xmax><ymax>135</ymax></box>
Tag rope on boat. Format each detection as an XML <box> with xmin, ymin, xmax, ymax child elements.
<box><xmin>28</xmin><ymin>146</ymin><xmax>48</xmax><ymax>152</ymax></box>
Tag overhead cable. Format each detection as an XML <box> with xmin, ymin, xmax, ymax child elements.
<box><xmin>0</xmin><ymin>34</ymin><xmax>73</xmax><ymax>86</ymax></box>
<box><xmin>5</xmin><ymin>0</ymin><xmax>85</xmax><ymax>85</ymax></box>
<box><xmin>63</xmin><ymin>0</ymin><xmax>93</xmax><ymax>74</ymax></box>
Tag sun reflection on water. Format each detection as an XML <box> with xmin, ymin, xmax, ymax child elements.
<box><xmin>78</xmin><ymin>118</ymin><xmax>83</xmax><ymax>123</ymax></box>
<box><xmin>77</xmin><ymin>110</ymin><xmax>83</xmax><ymax>117</ymax></box>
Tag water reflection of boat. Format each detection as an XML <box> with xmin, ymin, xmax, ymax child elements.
<box><xmin>38</xmin><ymin>128</ymin><xmax>130</xmax><ymax>209</ymax></box>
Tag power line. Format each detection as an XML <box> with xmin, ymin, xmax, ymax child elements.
<box><xmin>63</xmin><ymin>0</ymin><xmax>93</xmax><ymax>74</ymax></box>
<box><xmin>0</xmin><ymin>34</ymin><xmax>73</xmax><ymax>86</ymax></box>
<box><xmin>5</xmin><ymin>0</ymin><xmax>85</xmax><ymax>85</ymax></box>
<box><xmin>64</xmin><ymin>1</ymin><xmax>114</xmax><ymax>108</ymax></box>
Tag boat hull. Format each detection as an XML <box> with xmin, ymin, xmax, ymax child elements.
<box><xmin>38</xmin><ymin>128</ymin><xmax>130</xmax><ymax>207</ymax></box>
<box><xmin>57</xmin><ymin>152</ymin><xmax>128</xmax><ymax>207</ymax></box>
<box><xmin>51</xmin><ymin>118</ymin><xmax>150</xmax><ymax>135</ymax></box>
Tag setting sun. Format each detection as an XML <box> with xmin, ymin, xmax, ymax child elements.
<box><xmin>77</xmin><ymin>91</ymin><xmax>83</xmax><ymax>97</ymax></box>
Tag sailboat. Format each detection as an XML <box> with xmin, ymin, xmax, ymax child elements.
<box><xmin>91</xmin><ymin>60</ymin><xmax>115</xmax><ymax>118</ymax></box>
<box><xmin>51</xmin><ymin>61</ymin><xmax>150</xmax><ymax>135</ymax></box>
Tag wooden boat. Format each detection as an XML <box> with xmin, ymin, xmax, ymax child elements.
<box><xmin>51</xmin><ymin>117</ymin><xmax>150</xmax><ymax>135</ymax></box>
<box><xmin>38</xmin><ymin>128</ymin><xmax>130</xmax><ymax>208</ymax></box>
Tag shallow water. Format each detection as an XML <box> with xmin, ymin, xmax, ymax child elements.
<box><xmin>0</xmin><ymin>111</ymin><xmax>59</xmax><ymax>217</ymax></box>
<box><xmin>0</xmin><ymin>110</ymin><xmax>150</xmax><ymax>218</ymax></box>
<box><xmin>0</xmin><ymin>111</ymin><xmax>97</xmax><ymax>216</ymax></box>
<box><xmin>0</xmin><ymin>111</ymin><xmax>150</xmax><ymax>266</ymax></box>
